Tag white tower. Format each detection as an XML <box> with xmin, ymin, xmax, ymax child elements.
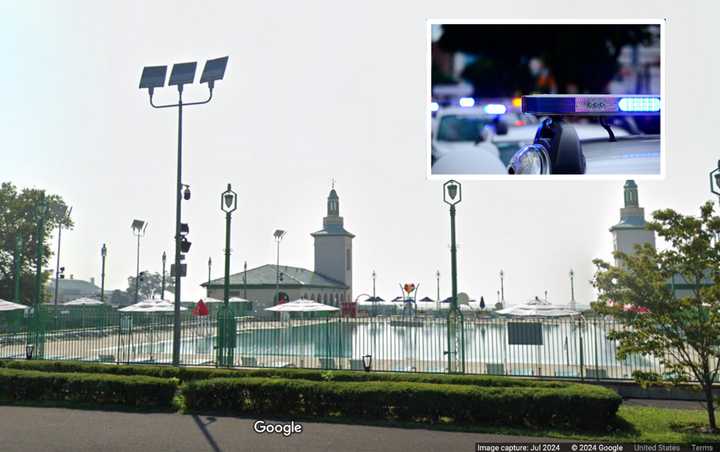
<box><xmin>610</xmin><ymin>180</ymin><xmax>656</xmax><ymax>266</ymax></box>
<box><xmin>311</xmin><ymin>186</ymin><xmax>355</xmax><ymax>299</ymax></box>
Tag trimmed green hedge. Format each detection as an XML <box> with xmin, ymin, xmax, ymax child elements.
<box><xmin>0</xmin><ymin>368</ymin><xmax>177</xmax><ymax>408</ymax></box>
<box><xmin>0</xmin><ymin>360</ymin><xmax>569</xmax><ymax>388</ymax></box>
<box><xmin>182</xmin><ymin>377</ymin><xmax>621</xmax><ymax>429</ymax></box>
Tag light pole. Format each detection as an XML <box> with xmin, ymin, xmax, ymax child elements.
<box><xmin>218</xmin><ymin>184</ymin><xmax>238</xmax><ymax>367</ymax></box>
<box><xmin>52</xmin><ymin>206</ymin><xmax>71</xmax><ymax>305</ymax></box>
<box><xmin>208</xmin><ymin>257</ymin><xmax>212</xmax><ymax>288</ymax></box>
<box><xmin>139</xmin><ymin>56</ymin><xmax>229</xmax><ymax>367</ymax></box>
<box><xmin>372</xmin><ymin>270</ymin><xmax>376</xmax><ymax>298</ymax></box>
<box><xmin>243</xmin><ymin>261</ymin><xmax>248</xmax><ymax>300</ymax></box>
<box><xmin>34</xmin><ymin>195</ymin><xmax>48</xmax><ymax>309</ymax></box>
<box><xmin>100</xmin><ymin>244</ymin><xmax>107</xmax><ymax>302</ymax></box>
<box><xmin>14</xmin><ymin>235</ymin><xmax>23</xmax><ymax>304</ymax></box>
<box><xmin>569</xmin><ymin>269</ymin><xmax>576</xmax><ymax>311</ymax></box>
<box><xmin>31</xmin><ymin>194</ymin><xmax>48</xmax><ymax>360</ymax></box>
<box><xmin>131</xmin><ymin>219</ymin><xmax>148</xmax><ymax>304</ymax></box>
<box><xmin>161</xmin><ymin>251</ymin><xmax>167</xmax><ymax>299</ymax></box>
<box><xmin>273</xmin><ymin>229</ymin><xmax>286</xmax><ymax>305</ymax></box>
<box><xmin>443</xmin><ymin>180</ymin><xmax>465</xmax><ymax>374</ymax></box>
<box><xmin>499</xmin><ymin>269</ymin><xmax>505</xmax><ymax>306</ymax></box>
<box><xmin>436</xmin><ymin>270</ymin><xmax>441</xmax><ymax>311</ymax></box>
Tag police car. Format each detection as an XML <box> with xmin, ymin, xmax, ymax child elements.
<box><xmin>431</xmin><ymin>95</ymin><xmax>660</xmax><ymax>175</ymax></box>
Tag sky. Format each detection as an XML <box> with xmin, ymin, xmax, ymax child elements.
<box><xmin>0</xmin><ymin>0</ymin><xmax>718</xmax><ymax>306</ymax></box>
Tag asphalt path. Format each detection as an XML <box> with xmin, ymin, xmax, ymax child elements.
<box><xmin>0</xmin><ymin>406</ymin><xmax>563</xmax><ymax>452</ymax></box>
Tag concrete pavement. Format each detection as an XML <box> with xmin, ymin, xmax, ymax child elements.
<box><xmin>0</xmin><ymin>406</ymin><xmax>562</xmax><ymax>452</ymax></box>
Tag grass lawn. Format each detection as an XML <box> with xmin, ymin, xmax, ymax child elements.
<box><xmin>434</xmin><ymin>405</ymin><xmax>720</xmax><ymax>443</ymax></box>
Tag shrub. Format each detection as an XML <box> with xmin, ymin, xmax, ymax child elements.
<box><xmin>182</xmin><ymin>377</ymin><xmax>621</xmax><ymax>429</ymax></box>
<box><xmin>0</xmin><ymin>368</ymin><xmax>177</xmax><ymax>408</ymax></box>
<box><xmin>0</xmin><ymin>360</ymin><xmax>570</xmax><ymax>388</ymax></box>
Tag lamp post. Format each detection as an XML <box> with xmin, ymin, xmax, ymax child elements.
<box><xmin>161</xmin><ymin>251</ymin><xmax>167</xmax><ymax>299</ymax></box>
<box><xmin>243</xmin><ymin>261</ymin><xmax>248</xmax><ymax>300</ymax></box>
<box><xmin>443</xmin><ymin>180</ymin><xmax>465</xmax><ymax>374</ymax></box>
<box><xmin>499</xmin><ymin>269</ymin><xmax>505</xmax><ymax>306</ymax></box>
<box><xmin>53</xmin><ymin>206</ymin><xmax>72</xmax><ymax>305</ymax></box>
<box><xmin>34</xmin><ymin>195</ymin><xmax>48</xmax><ymax>309</ymax></box>
<box><xmin>208</xmin><ymin>257</ymin><xmax>212</xmax><ymax>288</ymax></box>
<box><xmin>14</xmin><ymin>235</ymin><xmax>22</xmax><ymax>304</ymax></box>
<box><xmin>372</xmin><ymin>270</ymin><xmax>376</xmax><ymax>298</ymax></box>
<box><xmin>273</xmin><ymin>229</ymin><xmax>286</xmax><ymax>305</ymax></box>
<box><xmin>131</xmin><ymin>219</ymin><xmax>148</xmax><ymax>304</ymax></box>
<box><xmin>221</xmin><ymin>185</ymin><xmax>238</xmax><ymax>307</ymax></box>
<box><xmin>218</xmin><ymin>184</ymin><xmax>238</xmax><ymax>367</ymax></box>
<box><xmin>100</xmin><ymin>244</ymin><xmax>107</xmax><ymax>302</ymax></box>
<box><xmin>31</xmin><ymin>194</ymin><xmax>49</xmax><ymax>360</ymax></box>
<box><xmin>139</xmin><ymin>56</ymin><xmax>229</xmax><ymax>367</ymax></box>
<box><xmin>569</xmin><ymin>269</ymin><xmax>576</xmax><ymax>311</ymax></box>
<box><xmin>710</xmin><ymin>160</ymin><xmax>720</xmax><ymax>207</ymax></box>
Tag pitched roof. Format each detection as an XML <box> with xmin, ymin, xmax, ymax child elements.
<box><xmin>203</xmin><ymin>264</ymin><xmax>346</xmax><ymax>289</ymax></box>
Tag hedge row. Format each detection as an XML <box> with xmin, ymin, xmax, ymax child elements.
<box><xmin>0</xmin><ymin>368</ymin><xmax>177</xmax><ymax>408</ymax></box>
<box><xmin>182</xmin><ymin>377</ymin><xmax>621</xmax><ymax>429</ymax></box>
<box><xmin>0</xmin><ymin>360</ymin><xmax>569</xmax><ymax>388</ymax></box>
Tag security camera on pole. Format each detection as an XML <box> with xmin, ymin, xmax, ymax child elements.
<box><xmin>443</xmin><ymin>180</ymin><xmax>465</xmax><ymax>374</ymax></box>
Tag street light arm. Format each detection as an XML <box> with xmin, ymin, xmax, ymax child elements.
<box><xmin>148</xmin><ymin>89</ymin><xmax>214</xmax><ymax>109</ymax></box>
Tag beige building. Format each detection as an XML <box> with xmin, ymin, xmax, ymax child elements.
<box><xmin>609</xmin><ymin>180</ymin><xmax>656</xmax><ymax>266</ymax></box>
<box><xmin>203</xmin><ymin>187</ymin><xmax>354</xmax><ymax>312</ymax></box>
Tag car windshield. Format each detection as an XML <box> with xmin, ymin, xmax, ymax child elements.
<box><xmin>436</xmin><ymin>115</ymin><xmax>492</xmax><ymax>142</ymax></box>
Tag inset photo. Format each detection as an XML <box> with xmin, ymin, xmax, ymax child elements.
<box><xmin>428</xmin><ymin>20</ymin><xmax>664</xmax><ymax>179</ymax></box>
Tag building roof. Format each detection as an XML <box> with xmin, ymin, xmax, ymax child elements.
<box><xmin>609</xmin><ymin>215</ymin><xmax>647</xmax><ymax>230</ymax></box>
<box><xmin>47</xmin><ymin>278</ymin><xmax>101</xmax><ymax>293</ymax></box>
<box><xmin>203</xmin><ymin>264</ymin><xmax>347</xmax><ymax>289</ymax></box>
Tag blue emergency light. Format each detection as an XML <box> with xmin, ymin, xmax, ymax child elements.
<box><xmin>522</xmin><ymin>95</ymin><xmax>661</xmax><ymax>116</ymax></box>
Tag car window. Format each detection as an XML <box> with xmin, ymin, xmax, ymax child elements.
<box><xmin>436</xmin><ymin>115</ymin><xmax>491</xmax><ymax>142</ymax></box>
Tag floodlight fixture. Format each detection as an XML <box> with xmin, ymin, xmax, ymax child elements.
<box><xmin>131</xmin><ymin>219</ymin><xmax>148</xmax><ymax>235</ymax></box>
<box><xmin>139</xmin><ymin>66</ymin><xmax>168</xmax><ymax>94</ymax></box>
<box><xmin>169</xmin><ymin>62</ymin><xmax>197</xmax><ymax>88</ymax></box>
<box><xmin>200</xmin><ymin>56</ymin><xmax>229</xmax><ymax>89</ymax></box>
<box><xmin>273</xmin><ymin>229</ymin><xmax>286</xmax><ymax>240</ymax></box>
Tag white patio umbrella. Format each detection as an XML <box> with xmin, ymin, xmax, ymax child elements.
<box><xmin>265</xmin><ymin>298</ymin><xmax>339</xmax><ymax>313</ymax></box>
<box><xmin>496</xmin><ymin>296</ymin><xmax>580</xmax><ymax>318</ymax></box>
<box><xmin>202</xmin><ymin>297</ymin><xmax>252</xmax><ymax>303</ymax></box>
<box><xmin>0</xmin><ymin>298</ymin><xmax>29</xmax><ymax>312</ymax></box>
<box><xmin>118</xmin><ymin>299</ymin><xmax>187</xmax><ymax>313</ymax></box>
<box><xmin>63</xmin><ymin>297</ymin><xmax>105</xmax><ymax>306</ymax></box>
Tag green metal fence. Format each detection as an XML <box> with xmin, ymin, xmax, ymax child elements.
<box><xmin>0</xmin><ymin>306</ymin><xmax>677</xmax><ymax>380</ymax></box>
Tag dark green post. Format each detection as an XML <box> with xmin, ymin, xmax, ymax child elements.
<box><xmin>217</xmin><ymin>183</ymin><xmax>238</xmax><ymax>367</ymax></box>
<box><xmin>100</xmin><ymin>244</ymin><xmax>107</xmax><ymax>302</ymax></box>
<box><xmin>30</xmin><ymin>195</ymin><xmax>48</xmax><ymax>359</ymax></box>
<box><xmin>14</xmin><ymin>235</ymin><xmax>22</xmax><ymax>303</ymax></box>
<box><xmin>443</xmin><ymin>180</ymin><xmax>465</xmax><ymax>374</ymax></box>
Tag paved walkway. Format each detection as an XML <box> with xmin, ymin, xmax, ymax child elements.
<box><xmin>0</xmin><ymin>406</ymin><xmax>562</xmax><ymax>452</ymax></box>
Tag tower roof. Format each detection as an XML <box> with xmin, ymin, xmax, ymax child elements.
<box><xmin>312</xmin><ymin>184</ymin><xmax>354</xmax><ymax>237</ymax></box>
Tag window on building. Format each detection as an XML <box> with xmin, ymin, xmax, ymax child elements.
<box><xmin>346</xmin><ymin>248</ymin><xmax>351</xmax><ymax>270</ymax></box>
<box><xmin>341</xmin><ymin>293</ymin><xmax>345</xmax><ymax>303</ymax></box>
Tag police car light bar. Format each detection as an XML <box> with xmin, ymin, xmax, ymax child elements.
<box><xmin>522</xmin><ymin>95</ymin><xmax>660</xmax><ymax>116</ymax></box>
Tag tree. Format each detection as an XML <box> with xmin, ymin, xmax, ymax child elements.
<box><xmin>592</xmin><ymin>201</ymin><xmax>720</xmax><ymax>432</ymax></box>
<box><xmin>125</xmin><ymin>271</ymin><xmax>175</xmax><ymax>301</ymax></box>
<box><xmin>0</xmin><ymin>182</ymin><xmax>73</xmax><ymax>305</ymax></box>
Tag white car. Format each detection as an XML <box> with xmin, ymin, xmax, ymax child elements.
<box><xmin>431</xmin><ymin>107</ymin><xmax>500</xmax><ymax>163</ymax></box>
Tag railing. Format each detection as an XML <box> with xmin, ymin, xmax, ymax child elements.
<box><xmin>0</xmin><ymin>307</ymin><xmax>676</xmax><ymax>380</ymax></box>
